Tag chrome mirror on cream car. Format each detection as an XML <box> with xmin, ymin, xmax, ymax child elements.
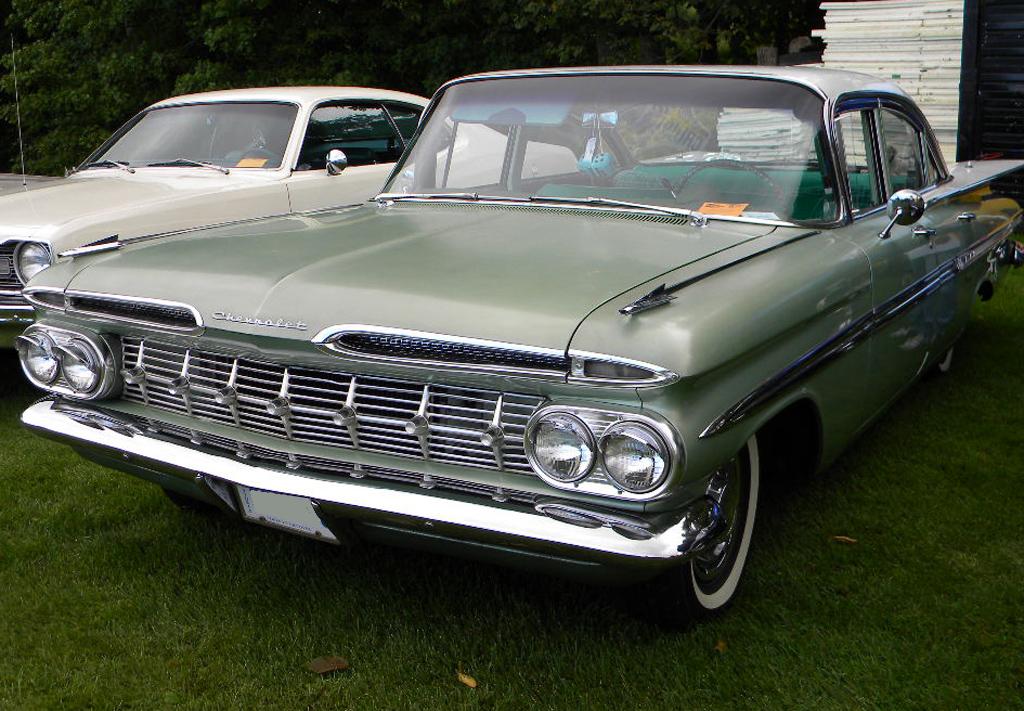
<box><xmin>326</xmin><ymin>149</ymin><xmax>348</xmax><ymax>176</ymax></box>
<box><xmin>879</xmin><ymin>189</ymin><xmax>925</xmax><ymax>239</ymax></box>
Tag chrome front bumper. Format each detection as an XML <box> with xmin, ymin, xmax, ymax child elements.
<box><xmin>22</xmin><ymin>399</ymin><xmax>721</xmax><ymax>583</ymax></box>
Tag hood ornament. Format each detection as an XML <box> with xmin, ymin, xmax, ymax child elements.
<box><xmin>212</xmin><ymin>311</ymin><xmax>308</xmax><ymax>332</ymax></box>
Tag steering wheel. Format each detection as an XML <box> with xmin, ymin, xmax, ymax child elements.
<box><xmin>671</xmin><ymin>159</ymin><xmax>785</xmax><ymax>203</ymax></box>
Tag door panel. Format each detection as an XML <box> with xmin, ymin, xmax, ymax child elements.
<box><xmin>286</xmin><ymin>164</ymin><xmax>394</xmax><ymax>213</ymax></box>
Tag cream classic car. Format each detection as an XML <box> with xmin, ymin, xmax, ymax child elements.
<box><xmin>0</xmin><ymin>87</ymin><xmax>427</xmax><ymax>346</ymax></box>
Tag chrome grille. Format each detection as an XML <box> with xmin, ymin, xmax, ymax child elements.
<box><xmin>0</xmin><ymin>292</ymin><xmax>29</xmax><ymax>308</ymax></box>
<box><xmin>150</xmin><ymin>420</ymin><xmax>537</xmax><ymax>506</ymax></box>
<box><xmin>327</xmin><ymin>331</ymin><xmax>570</xmax><ymax>372</ymax></box>
<box><xmin>120</xmin><ymin>337</ymin><xmax>543</xmax><ymax>474</ymax></box>
<box><xmin>0</xmin><ymin>243</ymin><xmax>19</xmax><ymax>290</ymax></box>
<box><xmin>68</xmin><ymin>294</ymin><xmax>198</xmax><ymax>330</ymax></box>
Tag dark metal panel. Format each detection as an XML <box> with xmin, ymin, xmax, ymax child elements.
<box><xmin>960</xmin><ymin>0</ymin><xmax>1024</xmax><ymax>198</ymax></box>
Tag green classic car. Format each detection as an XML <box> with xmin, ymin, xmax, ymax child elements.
<box><xmin>17</xmin><ymin>67</ymin><xmax>1024</xmax><ymax>625</ymax></box>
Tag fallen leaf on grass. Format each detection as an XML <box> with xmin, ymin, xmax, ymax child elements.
<box><xmin>830</xmin><ymin>535</ymin><xmax>858</xmax><ymax>545</ymax></box>
<box><xmin>713</xmin><ymin>639</ymin><xmax>727</xmax><ymax>653</ymax></box>
<box><xmin>457</xmin><ymin>670</ymin><xmax>478</xmax><ymax>688</ymax></box>
<box><xmin>307</xmin><ymin>656</ymin><xmax>350</xmax><ymax>675</ymax></box>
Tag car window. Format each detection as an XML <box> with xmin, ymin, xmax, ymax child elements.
<box><xmin>384</xmin><ymin>103</ymin><xmax>422</xmax><ymax>141</ymax></box>
<box><xmin>836</xmin><ymin>111</ymin><xmax>882</xmax><ymax>213</ymax></box>
<box><xmin>94</xmin><ymin>102</ymin><xmax>297</xmax><ymax>170</ymax></box>
<box><xmin>385</xmin><ymin>74</ymin><xmax>836</xmax><ymax>223</ymax></box>
<box><xmin>924</xmin><ymin>148</ymin><xmax>942</xmax><ymax>185</ymax></box>
<box><xmin>878</xmin><ymin>109</ymin><xmax>925</xmax><ymax>193</ymax></box>
<box><xmin>521</xmin><ymin>139</ymin><xmax>578</xmax><ymax>180</ymax></box>
<box><xmin>296</xmin><ymin>103</ymin><xmax>403</xmax><ymax>171</ymax></box>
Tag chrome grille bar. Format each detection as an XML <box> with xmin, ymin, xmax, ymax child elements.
<box><xmin>120</xmin><ymin>337</ymin><xmax>543</xmax><ymax>474</ymax></box>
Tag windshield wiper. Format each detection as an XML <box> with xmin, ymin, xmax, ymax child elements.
<box><xmin>528</xmin><ymin>195</ymin><xmax>693</xmax><ymax>219</ymax></box>
<box><xmin>78</xmin><ymin>159</ymin><xmax>135</xmax><ymax>174</ymax></box>
<box><xmin>375</xmin><ymin>192</ymin><xmax>488</xmax><ymax>203</ymax></box>
<box><xmin>147</xmin><ymin>158</ymin><xmax>230</xmax><ymax>174</ymax></box>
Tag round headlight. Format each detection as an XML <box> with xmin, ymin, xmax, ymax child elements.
<box><xmin>599</xmin><ymin>422</ymin><xmax>671</xmax><ymax>493</ymax></box>
<box><xmin>15</xmin><ymin>242</ymin><xmax>51</xmax><ymax>283</ymax></box>
<box><xmin>526</xmin><ymin>412</ymin><xmax>596</xmax><ymax>483</ymax></box>
<box><xmin>59</xmin><ymin>339</ymin><xmax>101</xmax><ymax>393</ymax></box>
<box><xmin>17</xmin><ymin>332</ymin><xmax>59</xmax><ymax>384</ymax></box>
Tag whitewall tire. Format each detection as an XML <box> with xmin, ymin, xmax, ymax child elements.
<box><xmin>647</xmin><ymin>435</ymin><xmax>760</xmax><ymax>627</ymax></box>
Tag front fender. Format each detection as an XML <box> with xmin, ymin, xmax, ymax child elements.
<box><xmin>570</xmin><ymin>229</ymin><xmax>873</xmax><ymax>486</ymax></box>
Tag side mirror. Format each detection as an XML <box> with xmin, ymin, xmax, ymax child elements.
<box><xmin>326</xmin><ymin>149</ymin><xmax>348</xmax><ymax>176</ymax></box>
<box><xmin>878</xmin><ymin>189</ymin><xmax>925</xmax><ymax>239</ymax></box>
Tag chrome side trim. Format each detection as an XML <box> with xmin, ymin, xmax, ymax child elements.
<box><xmin>64</xmin><ymin>290</ymin><xmax>204</xmax><ymax>332</ymax></box>
<box><xmin>59</xmin><ymin>234</ymin><xmax>120</xmax><ymax>258</ymax></box>
<box><xmin>21</xmin><ymin>398</ymin><xmax>715</xmax><ymax>569</ymax></box>
<box><xmin>700</xmin><ymin>215</ymin><xmax>1021</xmax><ymax>438</ymax></box>
<box><xmin>23</xmin><ymin>286</ymin><xmax>67</xmax><ymax>311</ymax></box>
<box><xmin>566</xmin><ymin>350</ymin><xmax>680</xmax><ymax>387</ymax></box>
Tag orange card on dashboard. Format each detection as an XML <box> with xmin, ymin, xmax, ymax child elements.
<box><xmin>236</xmin><ymin>157</ymin><xmax>268</xmax><ymax>168</ymax></box>
<box><xmin>698</xmin><ymin>201</ymin><xmax>749</xmax><ymax>217</ymax></box>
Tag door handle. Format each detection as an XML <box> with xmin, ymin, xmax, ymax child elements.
<box><xmin>912</xmin><ymin>225</ymin><xmax>937</xmax><ymax>239</ymax></box>
<box><xmin>957</xmin><ymin>212</ymin><xmax>977</xmax><ymax>222</ymax></box>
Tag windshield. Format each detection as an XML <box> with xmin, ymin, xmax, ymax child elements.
<box><xmin>384</xmin><ymin>74</ymin><xmax>836</xmax><ymax>223</ymax></box>
<box><xmin>92</xmin><ymin>102</ymin><xmax>298</xmax><ymax>170</ymax></box>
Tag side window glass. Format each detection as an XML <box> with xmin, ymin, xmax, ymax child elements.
<box><xmin>924</xmin><ymin>149</ymin><xmax>942</xmax><ymax>185</ymax></box>
<box><xmin>521</xmin><ymin>140</ymin><xmax>578</xmax><ymax>181</ymax></box>
<box><xmin>297</xmin><ymin>103</ymin><xmax>401</xmax><ymax>171</ymax></box>
<box><xmin>837</xmin><ymin>111</ymin><xmax>882</xmax><ymax>213</ymax></box>
<box><xmin>384</xmin><ymin>103</ymin><xmax>422</xmax><ymax>141</ymax></box>
<box><xmin>879</xmin><ymin>109</ymin><xmax>925</xmax><ymax>192</ymax></box>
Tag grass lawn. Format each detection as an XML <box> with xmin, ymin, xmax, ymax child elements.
<box><xmin>1</xmin><ymin>273</ymin><xmax>1022</xmax><ymax>710</ymax></box>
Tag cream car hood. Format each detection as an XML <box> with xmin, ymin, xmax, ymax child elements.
<box><xmin>0</xmin><ymin>170</ymin><xmax>290</xmax><ymax>252</ymax></box>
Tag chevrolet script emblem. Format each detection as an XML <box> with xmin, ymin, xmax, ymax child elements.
<box><xmin>211</xmin><ymin>311</ymin><xmax>308</xmax><ymax>332</ymax></box>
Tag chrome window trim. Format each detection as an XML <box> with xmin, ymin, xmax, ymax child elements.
<box><xmin>700</xmin><ymin>213</ymin><xmax>1022</xmax><ymax>438</ymax></box>
<box><xmin>64</xmin><ymin>289</ymin><xmax>204</xmax><ymax>333</ymax></box>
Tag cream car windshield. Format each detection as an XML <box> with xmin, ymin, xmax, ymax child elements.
<box><xmin>385</xmin><ymin>75</ymin><xmax>836</xmax><ymax>223</ymax></box>
<box><xmin>91</xmin><ymin>102</ymin><xmax>298</xmax><ymax>170</ymax></box>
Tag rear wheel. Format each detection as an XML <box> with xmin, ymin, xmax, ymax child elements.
<box><xmin>647</xmin><ymin>435</ymin><xmax>760</xmax><ymax>628</ymax></box>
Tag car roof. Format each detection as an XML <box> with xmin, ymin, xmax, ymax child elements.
<box><xmin>445</xmin><ymin>65</ymin><xmax>909</xmax><ymax>101</ymax></box>
<box><xmin>148</xmin><ymin>86</ymin><xmax>429</xmax><ymax>110</ymax></box>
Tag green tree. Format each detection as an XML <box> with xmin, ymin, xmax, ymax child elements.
<box><xmin>0</xmin><ymin>0</ymin><xmax>822</xmax><ymax>175</ymax></box>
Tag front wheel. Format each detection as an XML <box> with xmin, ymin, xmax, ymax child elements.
<box><xmin>646</xmin><ymin>435</ymin><xmax>760</xmax><ymax>628</ymax></box>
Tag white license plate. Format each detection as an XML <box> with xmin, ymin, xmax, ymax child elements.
<box><xmin>237</xmin><ymin>486</ymin><xmax>337</xmax><ymax>543</ymax></box>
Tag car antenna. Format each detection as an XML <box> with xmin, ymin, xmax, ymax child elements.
<box><xmin>10</xmin><ymin>35</ymin><xmax>27</xmax><ymax>189</ymax></box>
<box><xmin>8</xmin><ymin>34</ymin><xmax>28</xmax><ymax>189</ymax></box>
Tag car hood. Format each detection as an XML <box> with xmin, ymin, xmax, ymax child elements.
<box><xmin>0</xmin><ymin>171</ymin><xmax>264</xmax><ymax>244</ymax></box>
<box><xmin>54</xmin><ymin>203</ymin><xmax>778</xmax><ymax>351</ymax></box>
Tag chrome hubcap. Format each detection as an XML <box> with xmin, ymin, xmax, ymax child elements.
<box><xmin>694</xmin><ymin>457</ymin><xmax>743</xmax><ymax>580</ymax></box>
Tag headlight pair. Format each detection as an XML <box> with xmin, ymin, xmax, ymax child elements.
<box><xmin>14</xmin><ymin>242</ymin><xmax>52</xmax><ymax>283</ymax></box>
<box><xmin>525</xmin><ymin>409</ymin><xmax>675</xmax><ymax>496</ymax></box>
<box><xmin>17</xmin><ymin>327</ymin><xmax>112</xmax><ymax>399</ymax></box>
